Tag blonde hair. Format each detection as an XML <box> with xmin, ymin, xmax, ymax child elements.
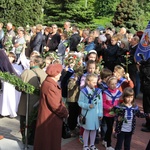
<box><xmin>114</xmin><ymin>65</ymin><xmax>125</xmax><ymax>77</ymax></box>
<box><xmin>36</xmin><ymin>24</ymin><xmax>43</xmax><ymax>31</ymax></box>
<box><xmin>85</xmin><ymin>73</ymin><xmax>98</xmax><ymax>85</ymax></box>
<box><xmin>106</xmin><ymin>75</ymin><xmax>117</xmax><ymax>85</ymax></box>
<box><xmin>0</xmin><ymin>23</ymin><xmax>3</xmax><ymax>28</ymax></box>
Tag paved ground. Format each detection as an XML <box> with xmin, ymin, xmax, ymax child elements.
<box><xmin>0</xmin><ymin>94</ymin><xmax>149</xmax><ymax>150</ymax></box>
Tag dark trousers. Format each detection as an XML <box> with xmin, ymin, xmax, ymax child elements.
<box><xmin>67</xmin><ymin>102</ymin><xmax>80</xmax><ymax>130</ymax></box>
<box><xmin>115</xmin><ymin>131</ymin><xmax>132</xmax><ymax>150</ymax></box>
<box><xmin>146</xmin><ymin>140</ymin><xmax>150</xmax><ymax>150</ymax></box>
<box><xmin>104</xmin><ymin>116</ymin><xmax>114</xmax><ymax>147</ymax></box>
<box><xmin>101</xmin><ymin>117</ymin><xmax>107</xmax><ymax>139</ymax></box>
<box><xmin>143</xmin><ymin>93</ymin><xmax>150</xmax><ymax>129</ymax></box>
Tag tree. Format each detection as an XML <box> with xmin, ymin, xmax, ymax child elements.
<box><xmin>43</xmin><ymin>0</ymin><xmax>95</xmax><ymax>28</ymax></box>
<box><xmin>94</xmin><ymin>0</ymin><xmax>121</xmax><ymax>17</ymax></box>
<box><xmin>112</xmin><ymin>0</ymin><xmax>144</xmax><ymax>31</ymax></box>
<box><xmin>0</xmin><ymin>0</ymin><xmax>45</xmax><ymax>27</ymax></box>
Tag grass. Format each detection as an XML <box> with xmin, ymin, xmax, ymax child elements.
<box><xmin>93</xmin><ymin>16</ymin><xmax>113</xmax><ymax>27</ymax></box>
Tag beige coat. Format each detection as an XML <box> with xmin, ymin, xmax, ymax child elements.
<box><xmin>17</xmin><ymin>67</ymin><xmax>47</xmax><ymax>116</ymax></box>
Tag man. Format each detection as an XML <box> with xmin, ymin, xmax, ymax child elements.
<box><xmin>81</xmin><ymin>29</ymin><xmax>90</xmax><ymax>45</ymax></box>
<box><xmin>17</xmin><ymin>55</ymin><xmax>47</xmax><ymax>144</ymax></box>
<box><xmin>140</xmin><ymin>58</ymin><xmax>150</xmax><ymax>132</ymax></box>
<box><xmin>64</xmin><ymin>21</ymin><xmax>71</xmax><ymax>32</ymax></box>
<box><xmin>13</xmin><ymin>27</ymin><xmax>26</xmax><ymax>61</ymax></box>
<box><xmin>69</xmin><ymin>25</ymin><xmax>81</xmax><ymax>52</ymax></box>
<box><xmin>128</xmin><ymin>36</ymin><xmax>140</xmax><ymax>96</ymax></box>
<box><xmin>46</xmin><ymin>24</ymin><xmax>61</xmax><ymax>52</ymax></box>
<box><xmin>3</xmin><ymin>22</ymin><xmax>15</xmax><ymax>51</ymax></box>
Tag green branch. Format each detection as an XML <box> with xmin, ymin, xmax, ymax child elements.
<box><xmin>0</xmin><ymin>71</ymin><xmax>39</xmax><ymax>95</ymax></box>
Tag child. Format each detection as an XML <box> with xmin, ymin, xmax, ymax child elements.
<box><xmin>80</xmin><ymin>60</ymin><xmax>96</xmax><ymax>89</ymax></box>
<box><xmin>97</xmin><ymin>68</ymin><xmax>112</xmax><ymax>142</ymax></box>
<box><xmin>78</xmin><ymin>74</ymin><xmax>103</xmax><ymax>150</ymax></box>
<box><xmin>79</xmin><ymin>60</ymin><xmax>97</xmax><ymax>143</ymax></box>
<box><xmin>102</xmin><ymin>76</ymin><xmax>122</xmax><ymax>150</ymax></box>
<box><xmin>114</xmin><ymin>87</ymin><xmax>150</xmax><ymax>150</ymax></box>
<box><xmin>113</xmin><ymin>65</ymin><xmax>134</xmax><ymax>93</ymax></box>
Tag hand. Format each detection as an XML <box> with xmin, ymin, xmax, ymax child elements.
<box><xmin>46</xmin><ymin>47</ymin><xmax>49</xmax><ymax>51</ymax></box>
<box><xmin>89</xmin><ymin>104</ymin><xmax>94</xmax><ymax>108</ymax></box>
<box><xmin>99</xmin><ymin>117</ymin><xmax>102</xmax><ymax>120</ymax></box>
<box><xmin>125</xmin><ymin>73</ymin><xmax>131</xmax><ymax>81</ymax></box>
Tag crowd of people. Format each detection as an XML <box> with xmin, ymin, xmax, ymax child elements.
<box><xmin>0</xmin><ymin>21</ymin><xmax>150</xmax><ymax>150</ymax></box>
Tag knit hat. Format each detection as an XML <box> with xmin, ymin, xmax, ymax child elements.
<box><xmin>98</xmin><ymin>35</ymin><xmax>107</xmax><ymax>42</ymax></box>
<box><xmin>46</xmin><ymin>64</ymin><xmax>62</xmax><ymax>77</ymax></box>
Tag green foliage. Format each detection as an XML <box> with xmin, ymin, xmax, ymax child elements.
<box><xmin>94</xmin><ymin>0</ymin><xmax>121</xmax><ymax>17</ymax></box>
<box><xmin>0</xmin><ymin>72</ymin><xmax>39</xmax><ymax>95</ymax></box>
<box><xmin>112</xmin><ymin>0</ymin><xmax>145</xmax><ymax>31</ymax></box>
<box><xmin>0</xmin><ymin>0</ymin><xmax>45</xmax><ymax>27</ymax></box>
<box><xmin>44</xmin><ymin>0</ymin><xmax>95</xmax><ymax>28</ymax></box>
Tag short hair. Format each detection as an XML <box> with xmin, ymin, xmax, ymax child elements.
<box><xmin>7</xmin><ymin>22</ymin><xmax>12</xmax><ymax>28</ymax></box>
<box><xmin>85</xmin><ymin>73</ymin><xmax>98</xmax><ymax>84</ymax></box>
<box><xmin>36</xmin><ymin>24</ymin><xmax>43</xmax><ymax>31</ymax></box>
<box><xmin>100</xmin><ymin>68</ymin><xmax>112</xmax><ymax>80</ymax></box>
<box><xmin>30</xmin><ymin>55</ymin><xmax>44</xmax><ymax>67</ymax></box>
<box><xmin>133</xmin><ymin>35</ymin><xmax>140</xmax><ymax>43</ymax></box>
<box><xmin>0</xmin><ymin>23</ymin><xmax>3</xmax><ymax>28</ymax></box>
<box><xmin>86</xmin><ymin>60</ymin><xmax>96</xmax><ymax>68</ymax></box>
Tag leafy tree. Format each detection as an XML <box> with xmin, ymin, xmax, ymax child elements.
<box><xmin>94</xmin><ymin>0</ymin><xmax>121</xmax><ymax>17</ymax></box>
<box><xmin>0</xmin><ymin>0</ymin><xmax>45</xmax><ymax>27</ymax></box>
<box><xmin>112</xmin><ymin>0</ymin><xmax>144</xmax><ymax>31</ymax></box>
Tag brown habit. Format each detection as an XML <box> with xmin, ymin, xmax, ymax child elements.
<box><xmin>34</xmin><ymin>76</ymin><xmax>68</xmax><ymax>150</ymax></box>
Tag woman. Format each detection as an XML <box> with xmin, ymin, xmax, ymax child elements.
<box><xmin>34</xmin><ymin>63</ymin><xmax>68</xmax><ymax>150</ymax></box>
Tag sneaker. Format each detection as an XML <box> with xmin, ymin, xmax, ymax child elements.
<box><xmin>83</xmin><ymin>146</ymin><xmax>90</xmax><ymax>150</ymax></box>
<box><xmin>102</xmin><ymin>140</ymin><xmax>107</xmax><ymax>147</ymax></box>
<box><xmin>106</xmin><ymin>146</ymin><xmax>114</xmax><ymax>150</ymax></box>
<box><xmin>79</xmin><ymin>135</ymin><xmax>83</xmax><ymax>144</ymax></box>
<box><xmin>90</xmin><ymin>145</ymin><xmax>98</xmax><ymax>150</ymax></box>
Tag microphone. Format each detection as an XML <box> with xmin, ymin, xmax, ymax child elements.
<box><xmin>137</xmin><ymin>53</ymin><xmax>145</xmax><ymax>61</ymax></box>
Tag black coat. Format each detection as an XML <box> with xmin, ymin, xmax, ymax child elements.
<box><xmin>69</xmin><ymin>33</ymin><xmax>81</xmax><ymax>51</ymax></box>
<box><xmin>30</xmin><ymin>32</ymin><xmax>43</xmax><ymax>52</ymax></box>
<box><xmin>139</xmin><ymin>58</ymin><xmax>150</xmax><ymax>93</ymax></box>
<box><xmin>47</xmin><ymin>33</ymin><xmax>61</xmax><ymax>51</ymax></box>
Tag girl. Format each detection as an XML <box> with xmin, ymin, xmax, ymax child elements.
<box><xmin>78</xmin><ymin>74</ymin><xmax>103</xmax><ymax>150</ymax></box>
<box><xmin>102</xmin><ymin>76</ymin><xmax>122</xmax><ymax>150</ymax></box>
<box><xmin>113</xmin><ymin>65</ymin><xmax>134</xmax><ymax>93</ymax></box>
<box><xmin>80</xmin><ymin>60</ymin><xmax>96</xmax><ymax>89</ymax></box>
<box><xmin>114</xmin><ymin>87</ymin><xmax>150</xmax><ymax>150</ymax></box>
<box><xmin>79</xmin><ymin>60</ymin><xmax>97</xmax><ymax>143</ymax></box>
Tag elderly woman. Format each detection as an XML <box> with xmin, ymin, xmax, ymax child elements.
<box><xmin>34</xmin><ymin>63</ymin><xmax>68</xmax><ymax>150</ymax></box>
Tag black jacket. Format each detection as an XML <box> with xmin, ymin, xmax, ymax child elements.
<box><xmin>140</xmin><ymin>58</ymin><xmax>150</xmax><ymax>93</ymax></box>
<box><xmin>69</xmin><ymin>33</ymin><xmax>81</xmax><ymax>51</ymax></box>
<box><xmin>30</xmin><ymin>32</ymin><xmax>43</xmax><ymax>52</ymax></box>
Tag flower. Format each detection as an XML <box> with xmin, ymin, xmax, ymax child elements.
<box><xmin>121</xmin><ymin>52</ymin><xmax>132</xmax><ymax>73</ymax></box>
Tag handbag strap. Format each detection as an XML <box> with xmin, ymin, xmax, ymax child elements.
<box><xmin>31</xmin><ymin>69</ymin><xmax>41</xmax><ymax>87</ymax></box>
